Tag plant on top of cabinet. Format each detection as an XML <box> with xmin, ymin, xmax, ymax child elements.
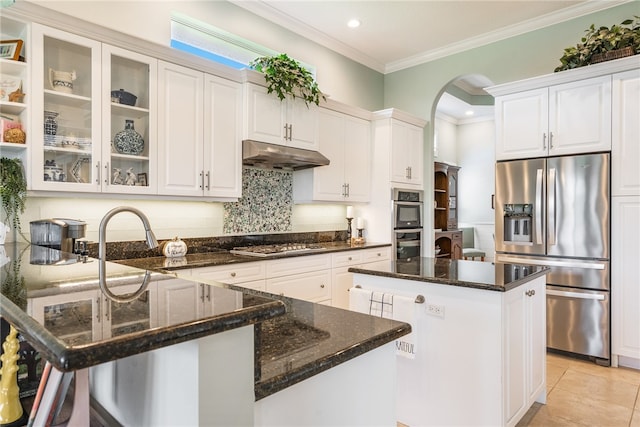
<box><xmin>0</xmin><ymin>156</ymin><xmax>27</xmax><ymax>234</ymax></box>
<box><xmin>555</xmin><ymin>16</ymin><xmax>639</xmax><ymax>72</ymax></box>
<box><xmin>250</xmin><ymin>53</ymin><xmax>326</xmax><ymax>107</ymax></box>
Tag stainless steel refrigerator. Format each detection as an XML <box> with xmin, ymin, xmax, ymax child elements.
<box><xmin>495</xmin><ymin>153</ymin><xmax>610</xmax><ymax>365</ymax></box>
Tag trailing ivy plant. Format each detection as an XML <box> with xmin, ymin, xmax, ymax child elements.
<box><xmin>250</xmin><ymin>53</ymin><xmax>326</xmax><ymax>107</ymax></box>
<box><xmin>0</xmin><ymin>157</ymin><xmax>27</xmax><ymax>234</ymax></box>
<box><xmin>555</xmin><ymin>16</ymin><xmax>640</xmax><ymax>72</ymax></box>
<box><xmin>1</xmin><ymin>247</ymin><xmax>27</xmax><ymax>310</ymax></box>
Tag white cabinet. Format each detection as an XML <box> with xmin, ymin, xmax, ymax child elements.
<box><xmin>101</xmin><ymin>44</ymin><xmax>157</xmax><ymax>194</ymax></box>
<box><xmin>390</xmin><ymin>120</ymin><xmax>424</xmax><ymax>186</ymax></box>
<box><xmin>372</xmin><ymin>111</ymin><xmax>425</xmax><ymax>190</ymax></box>
<box><xmin>31</xmin><ymin>25</ymin><xmax>159</xmax><ymax>195</ymax></box>
<box><xmin>0</xmin><ymin>15</ymin><xmax>29</xmax><ymax>174</ymax></box>
<box><xmin>31</xmin><ymin>24</ymin><xmax>102</xmax><ymax>192</ymax></box>
<box><xmin>331</xmin><ymin>247</ymin><xmax>391</xmax><ymax>310</ymax></box>
<box><xmin>504</xmin><ymin>278</ymin><xmax>546</xmax><ymax>426</ymax></box>
<box><xmin>293</xmin><ymin>108</ymin><xmax>371</xmax><ymax>202</ymax></box>
<box><xmin>183</xmin><ymin>261</ymin><xmax>266</xmax><ymax>291</ymax></box>
<box><xmin>612</xmin><ymin>197</ymin><xmax>640</xmax><ymax>365</ymax></box>
<box><xmin>494</xmin><ymin>76</ymin><xmax>612</xmax><ymax>160</ymax></box>
<box><xmin>611</xmin><ymin>69</ymin><xmax>640</xmax><ymax>197</ymax></box>
<box><xmin>158</xmin><ymin>61</ymin><xmax>242</xmax><ymax>198</ymax></box>
<box><xmin>29</xmin><ymin>282</ymin><xmax>158</xmax><ymax>344</ymax></box>
<box><xmin>244</xmin><ymin>83</ymin><xmax>318</xmax><ymax>150</ymax></box>
<box><xmin>265</xmin><ymin>254</ymin><xmax>331</xmax><ymax>303</ymax></box>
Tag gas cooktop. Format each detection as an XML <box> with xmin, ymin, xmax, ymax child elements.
<box><xmin>230</xmin><ymin>243</ymin><xmax>325</xmax><ymax>257</ymax></box>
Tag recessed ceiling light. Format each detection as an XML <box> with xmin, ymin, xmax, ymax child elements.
<box><xmin>465</xmin><ymin>110</ymin><xmax>474</xmax><ymax>116</ymax></box>
<box><xmin>347</xmin><ymin>19</ymin><xmax>361</xmax><ymax>28</ymax></box>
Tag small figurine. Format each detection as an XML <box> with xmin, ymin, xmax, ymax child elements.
<box><xmin>8</xmin><ymin>82</ymin><xmax>25</xmax><ymax>103</ymax></box>
<box><xmin>112</xmin><ymin>168</ymin><xmax>123</xmax><ymax>185</ymax></box>
<box><xmin>125</xmin><ymin>167</ymin><xmax>137</xmax><ymax>186</ymax></box>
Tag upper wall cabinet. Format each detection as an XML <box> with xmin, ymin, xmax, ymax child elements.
<box><xmin>0</xmin><ymin>15</ymin><xmax>29</xmax><ymax>171</ymax></box>
<box><xmin>493</xmin><ymin>75</ymin><xmax>612</xmax><ymax>161</ymax></box>
<box><xmin>293</xmin><ymin>108</ymin><xmax>371</xmax><ymax>203</ymax></box>
<box><xmin>157</xmin><ymin>61</ymin><xmax>242</xmax><ymax>199</ymax></box>
<box><xmin>101</xmin><ymin>45</ymin><xmax>158</xmax><ymax>194</ymax></box>
<box><xmin>372</xmin><ymin>111</ymin><xmax>425</xmax><ymax>190</ymax></box>
<box><xmin>31</xmin><ymin>24</ymin><xmax>102</xmax><ymax>192</ymax></box>
<box><xmin>31</xmin><ymin>25</ymin><xmax>158</xmax><ymax>194</ymax></box>
<box><xmin>611</xmin><ymin>69</ymin><xmax>640</xmax><ymax>197</ymax></box>
<box><xmin>244</xmin><ymin>83</ymin><xmax>318</xmax><ymax>150</ymax></box>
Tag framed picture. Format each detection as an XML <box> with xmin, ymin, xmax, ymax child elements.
<box><xmin>137</xmin><ymin>172</ymin><xmax>148</xmax><ymax>187</ymax></box>
<box><xmin>0</xmin><ymin>40</ymin><xmax>23</xmax><ymax>61</ymax></box>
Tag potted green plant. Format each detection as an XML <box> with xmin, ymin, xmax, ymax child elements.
<box><xmin>250</xmin><ymin>53</ymin><xmax>326</xmax><ymax>107</ymax></box>
<box><xmin>0</xmin><ymin>157</ymin><xmax>27</xmax><ymax>236</ymax></box>
<box><xmin>555</xmin><ymin>16</ymin><xmax>639</xmax><ymax>72</ymax></box>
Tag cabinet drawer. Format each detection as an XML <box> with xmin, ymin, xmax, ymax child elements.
<box><xmin>266</xmin><ymin>254</ymin><xmax>331</xmax><ymax>278</ymax></box>
<box><xmin>361</xmin><ymin>247</ymin><xmax>391</xmax><ymax>263</ymax></box>
<box><xmin>331</xmin><ymin>251</ymin><xmax>363</xmax><ymax>268</ymax></box>
<box><xmin>452</xmin><ymin>233</ymin><xmax>462</xmax><ymax>240</ymax></box>
<box><xmin>190</xmin><ymin>261</ymin><xmax>266</xmax><ymax>284</ymax></box>
<box><xmin>266</xmin><ymin>270</ymin><xmax>331</xmax><ymax>302</ymax></box>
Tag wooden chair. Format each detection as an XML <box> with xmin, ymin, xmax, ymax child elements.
<box><xmin>462</xmin><ymin>227</ymin><xmax>485</xmax><ymax>261</ymax></box>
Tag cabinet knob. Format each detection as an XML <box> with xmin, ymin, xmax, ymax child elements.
<box><xmin>320</xmin><ymin>284</ymin><xmax>325</xmax><ymax>288</ymax></box>
<box><xmin>348</xmin><ymin>256</ymin><xmax>352</xmax><ymax>261</ymax></box>
<box><xmin>230</xmin><ymin>272</ymin><xmax>236</xmax><ymax>277</ymax></box>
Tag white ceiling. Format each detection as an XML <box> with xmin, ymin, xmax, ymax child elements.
<box><xmin>231</xmin><ymin>0</ymin><xmax>628</xmax><ymax>119</ymax></box>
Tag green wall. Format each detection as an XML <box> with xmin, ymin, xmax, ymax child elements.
<box><xmin>385</xmin><ymin>2</ymin><xmax>639</xmax><ymax>123</ymax></box>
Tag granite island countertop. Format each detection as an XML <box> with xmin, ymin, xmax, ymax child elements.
<box><xmin>0</xmin><ymin>243</ymin><xmax>409</xmax><ymax>401</ymax></box>
<box><xmin>349</xmin><ymin>257</ymin><xmax>549</xmax><ymax>292</ymax></box>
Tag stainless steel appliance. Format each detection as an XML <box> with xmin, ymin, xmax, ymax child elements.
<box><xmin>30</xmin><ymin>218</ymin><xmax>86</xmax><ymax>252</ymax></box>
<box><xmin>495</xmin><ymin>153</ymin><xmax>610</xmax><ymax>364</ymax></box>
<box><xmin>393</xmin><ymin>189</ymin><xmax>423</xmax><ymax>260</ymax></box>
<box><xmin>230</xmin><ymin>243</ymin><xmax>325</xmax><ymax>257</ymax></box>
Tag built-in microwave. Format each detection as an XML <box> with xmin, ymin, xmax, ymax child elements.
<box><xmin>392</xmin><ymin>189</ymin><xmax>423</xmax><ymax>229</ymax></box>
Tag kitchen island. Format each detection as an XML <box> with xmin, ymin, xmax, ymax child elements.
<box><xmin>349</xmin><ymin>257</ymin><xmax>549</xmax><ymax>427</ymax></box>
<box><xmin>0</xmin><ymin>243</ymin><xmax>409</xmax><ymax>426</ymax></box>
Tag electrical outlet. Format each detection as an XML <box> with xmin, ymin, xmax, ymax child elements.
<box><xmin>426</xmin><ymin>303</ymin><xmax>445</xmax><ymax>318</ymax></box>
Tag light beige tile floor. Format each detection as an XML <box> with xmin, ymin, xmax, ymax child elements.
<box><xmin>518</xmin><ymin>352</ymin><xmax>640</xmax><ymax>427</ymax></box>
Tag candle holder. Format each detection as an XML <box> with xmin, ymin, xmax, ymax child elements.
<box><xmin>353</xmin><ymin>228</ymin><xmax>366</xmax><ymax>245</ymax></box>
<box><xmin>346</xmin><ymin>217</ymin><xmax>353</xmax><ymax>242</ymax></box>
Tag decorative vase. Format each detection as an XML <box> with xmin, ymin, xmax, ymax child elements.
<box><xmin>113</xmin><ymin>119</ymin><xmax>144</xmax><ymax>155</ymax></box>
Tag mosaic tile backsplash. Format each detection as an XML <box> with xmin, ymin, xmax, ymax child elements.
<box><xmin>223</xmin><ymin>168</ymin><xmax>293</xmax><ymax>234</ymax></box>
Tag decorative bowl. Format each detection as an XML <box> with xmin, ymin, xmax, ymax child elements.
<box><xmin>111</xmin><ymin>89</ymin><xmax>137</xmax><ymax>106</ymax></box>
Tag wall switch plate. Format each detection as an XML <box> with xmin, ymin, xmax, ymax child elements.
<box><xmin>426</xmin><ymin>303</ymin><xmax>445</xmax><ymax>318</ymax></box>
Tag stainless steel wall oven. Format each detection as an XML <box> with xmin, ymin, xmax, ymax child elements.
<box><xmin>393</xmin><ymin>189</ymin><xmax>423</xmax><ymax>260</ymax></box>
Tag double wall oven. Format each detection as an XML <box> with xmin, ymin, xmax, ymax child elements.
<box><xmin>392</xmin><ymin>188</ymin><xmax>423</xmax><ymax>260</ymax></box>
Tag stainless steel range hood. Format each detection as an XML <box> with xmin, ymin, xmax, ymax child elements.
<box><xmin>242</xmin><ymin>140</ymin><xmax>330</xmax><ymax>171</ymax></box>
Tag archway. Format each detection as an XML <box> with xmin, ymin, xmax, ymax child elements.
<box><xmin>429</xmin><ymin>75</ymin><xmax>496</xmax><ymax>260</ymax></box>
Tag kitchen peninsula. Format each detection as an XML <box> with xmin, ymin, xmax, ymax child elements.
<box><xmin>349</xmin><ymin>258</ymin><xmax>549</xmax><ymax>427</ymax></box>
<box><xmin>0</xmin><ymin>243</ymin><xmax>409</xmax><ymax>426</ymax></box>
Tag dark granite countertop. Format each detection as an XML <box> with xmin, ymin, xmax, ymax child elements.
<box><xmin>116</xmin><ymin>241</ymin><xmax>391</xmax><ymax>272</ymax></box>
<box><xmin>1</xmin><ymin>243</ymin><xmax>409</xmax><ymax>401</ymax></box>
<box><xmin>349</xmin><ymin>257</ymin><xmax>549</xmax><ymax>292</ymax></box>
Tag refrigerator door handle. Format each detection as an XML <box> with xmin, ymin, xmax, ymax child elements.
<box><xmin>548</xmin><ymin>168</ymin><xmax>557</xmax><ymax>246</ymax></box>
<box><xmin>535</xmin><ymin>168</ymin><xmax>543</xmax><ymax>244</ymax></box>
<box><xmin>547</xmin><ymin>289</ymin><xmax>605</xmax><ymax>300</ymax></box>
<box><xmin>497</xmin><ymin>255</ymin><xmax>606</xmax><ymax>270</ymax></box>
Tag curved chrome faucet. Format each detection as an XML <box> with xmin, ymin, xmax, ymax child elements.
<box><xmin>98</xmin><ymin>207</ymin><xmax>159</xmax><ymax>302</ymax></box>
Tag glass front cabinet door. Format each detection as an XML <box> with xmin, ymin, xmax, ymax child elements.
<box><xmin>31</xmin><ymin>24</ymin><xmax>157</xmax><ymax>194</ymax></box>
<box><xmin>31</xmin><ymin>24</ymin><xmax>101</xmax><ymax>192</ymax></box>
<box><xmin>102</xmin><ymin>45</ymin><xmax>157</xmax><ymax>194</ymax></box>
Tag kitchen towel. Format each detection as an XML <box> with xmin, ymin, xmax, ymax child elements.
<box><xmin>349</xmin><ymin>287</ymin><xmax>418</xmax><ymax>359</ymax></box>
